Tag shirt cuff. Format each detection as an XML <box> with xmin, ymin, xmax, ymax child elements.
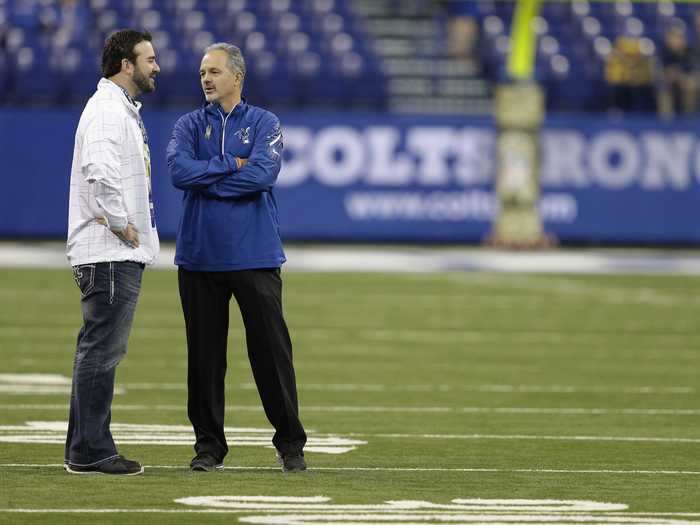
<box><xmin>105</xmin><ymin>215</ymin><xmax>128</xmax><ymax>232</ymax></box>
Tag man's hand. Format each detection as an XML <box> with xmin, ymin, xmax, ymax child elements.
<box><xmin>235</xmin><ymin>157</ymin><xmax>248</xmax><ymax>169</ymax></box>
<box><xmin>96</xmin><ymin>218</ymin><xmax>140</xmax><ymax>248</ymax></box>
<box><xmin>115</xmin><ymin>223</ymin><xmax>140</xmax><ymax>248</ymax></box>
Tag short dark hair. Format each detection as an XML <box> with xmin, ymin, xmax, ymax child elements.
<box><xmin>101</xmin><ymin>29</ymin><xmax>153</xmax><ymax>77</ymax></box>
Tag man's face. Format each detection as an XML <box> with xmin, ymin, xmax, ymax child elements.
<box><xmin>130</xmin><ymin>41</ymin><xmax>159</xmax><ymax>94</ymax></box>
<box><xmin>666</xmin><ymin>30</ymin><xmax>686</xmax><ymax>52</ymax></box>
<box><xmin>200</xmin><ymin>50</ymin><xmax>242</xmax><ymax>104</ymax></box>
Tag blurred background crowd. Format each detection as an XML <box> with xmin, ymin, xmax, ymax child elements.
<box><xmin>1</xmin><ymin>0</ymin><xmax>700</xmax><ymax>118</ymax></box>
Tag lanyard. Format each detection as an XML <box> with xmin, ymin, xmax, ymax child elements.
<box><xmin>119</xmin><ymin>86</ymin><xmax>149</xmax><ymax>145</ymax></box>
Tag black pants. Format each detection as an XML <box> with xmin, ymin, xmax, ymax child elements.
<box><xmin>178</xmin><ymin>267</ymin><xmax>306</xmax><ymax>462</ymax></box>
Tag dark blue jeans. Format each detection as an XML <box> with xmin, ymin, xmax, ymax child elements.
<box><xmin>64</xmin><ymin>261</ymin><xmax>143</xmax><ymax>467</ymax></box>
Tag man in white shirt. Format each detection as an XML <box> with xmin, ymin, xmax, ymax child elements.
<box><xmin>64</xmin><ymin>29</ymin><xmax>160</xmax><ymax>476</ymax></box>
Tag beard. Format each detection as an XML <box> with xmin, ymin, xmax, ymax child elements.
<box><xmin>133</xmin><ymin>68</ymin><xmax>155</xmax><ymax>93</ymax></box>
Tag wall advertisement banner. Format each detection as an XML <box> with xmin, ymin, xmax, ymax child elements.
<box><xmin>1</xmin><ymin>110</ymin><xmax>697</xmax><ymax>243</ymax></box>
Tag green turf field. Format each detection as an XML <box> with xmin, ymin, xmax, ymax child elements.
<box><xmin>0</xmin><ymin>268</ymin><xmax>698</xmax><ymax>524</ymax></box>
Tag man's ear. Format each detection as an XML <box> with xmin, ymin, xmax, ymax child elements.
<box><xmin>121</xmin><ymin>58</ymin><xmax>133</xmax><ymax>75</ymax></box>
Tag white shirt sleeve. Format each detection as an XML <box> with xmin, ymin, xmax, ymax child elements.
<box><xmin>94</xmin><ymin>180</ymin><xmax>128</xmax><ymax>232</ymax></box>
<box><xmin>80</xmin><ymin>109</ymin><xmax>129</xmax><ymax>232</ymax></box>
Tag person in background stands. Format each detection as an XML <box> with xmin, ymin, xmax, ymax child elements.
<box><xmin>658</xmin><ymin>22</ymin><xmax>696</xmax><ymax>118</ymax></box>
<box><xmin>605</xmin><ymin>36</ymin><xmax>655</xmax><ymax>114</ymax></box>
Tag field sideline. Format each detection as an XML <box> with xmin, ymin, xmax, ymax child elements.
<box><xmin>0</xmin><ymin>251</ymin><xmax>699</xmax><ymax>523</ymax></box>
<box><xmin>3</xmin><ymin>241</ymin><xmax>700</xmax><ymax>273</ymax></box>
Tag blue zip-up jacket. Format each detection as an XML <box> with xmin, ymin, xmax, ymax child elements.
<box><xmin>167</xmin><ymin>101</ymin><xmax>286</xmax><ymax>271</ymax></box>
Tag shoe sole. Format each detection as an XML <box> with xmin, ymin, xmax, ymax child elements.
<box><xmin>190</xmin><ymin>464</ymin><xmax>224</xmax><ymax>472</ymax></box>
<box><xmin>282</xmin><ymin>466</ymin><xmax>307</xmax><ymax>473</ymax></box>
<box><xmin>276</xmin><ymin>454</ymin><xmax>307</xmax><ymax>473</ymax></box>
<box><xmin>65</xmin><ymin>465</ymin><xmax>144</xmax><ymax>476</ymax></box>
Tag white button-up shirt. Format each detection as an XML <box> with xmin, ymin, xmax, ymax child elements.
<box><xmin>66</xmin><ymin>79</ymin><xmax>159</xmax><ymax>266</ymax></box>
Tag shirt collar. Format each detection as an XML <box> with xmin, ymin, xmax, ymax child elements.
<box><xmin>98</xmin><ymin>78</ymin><xmax>142</xmax><ymax>114</ymax></box>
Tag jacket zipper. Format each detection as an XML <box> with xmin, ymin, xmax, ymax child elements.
<box><xmin>218</xmin><ymin>108</ymin><xmax>235</xmax><ymax>156</ymax></box>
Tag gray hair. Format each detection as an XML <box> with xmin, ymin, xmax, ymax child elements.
<box><xmin>205</xmin><ymin>42</ymin><xmax>246</xmax><ymax>77</ymax></box>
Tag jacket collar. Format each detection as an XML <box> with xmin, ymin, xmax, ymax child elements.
<box><xmin>205</xmin><ymin>98</ymin><xmax>247</xmax><ymax>118</ymax></box>
<box><xmin>97</xmin><ymin>78</ymin><xmax>142</xmax><ymax>115</ymax></box>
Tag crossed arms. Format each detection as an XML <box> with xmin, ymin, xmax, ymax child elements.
<box><xmin>167</xmin><ymin>114</ymin><xmax>282</xmax><ymax>199</ymax></box>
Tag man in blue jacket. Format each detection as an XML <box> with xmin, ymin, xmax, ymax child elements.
<box><xmin>166</xmin><ymin>43</ymin><xmax>306</xmax><ymax>473</ymax></box>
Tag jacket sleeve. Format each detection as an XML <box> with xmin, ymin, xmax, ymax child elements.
<box><xmin>199</xmin><ymin>113</ymin><xmax>283</xmax><ymax>199</ymax></box>
<box><xmin>80</xmin><ymin>109</ymin><xmax>129</xmax><ymax>231</ymax></box>
<box><xmin>167</xmin><ymin>115</ymin><xmax>235</xmax><ymax>190</ymax></box>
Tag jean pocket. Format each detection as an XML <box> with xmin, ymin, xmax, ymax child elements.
<box><xmin>110</xmin><ymin>262</ymin><xmax>144</xmax><ymax>307</ymax></box>
<box><xmin>72</xmin><ymin>265</ymin><xmax>96</xmax><ymax>297</ymax></box>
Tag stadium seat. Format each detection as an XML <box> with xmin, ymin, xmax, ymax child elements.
<box><xmin>2</xmin><ymin>0</ymin><xmax>699</xmax><ymax>112</ymax></box>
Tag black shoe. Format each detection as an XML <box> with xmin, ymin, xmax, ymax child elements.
<box><xmin>65</xmin><ymin>455</ymin><xmax>144</xmax><ymax>476</ymax></box>
<box><xmin>190</xmin><ymin>452</ymin><xmax>224</xmax><ymax>472</ymax></box>
<box><xmin>277</xmin><ymin>452</ymin><xmax>307</xmax><ymax>473</ymax></box>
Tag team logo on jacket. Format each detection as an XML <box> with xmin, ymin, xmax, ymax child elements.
<box><xmin>234</xmin><ymin>126</ymin><xmax>251</xmax><ymax>144</ymax></box>
<box><xmin>267</xmin><ymin>123</ymin><xmax>283</xmax><ymax>158</ymax></box>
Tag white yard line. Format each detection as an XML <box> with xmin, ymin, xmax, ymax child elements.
<box><xmin>1</xmin><ymin>419</ymin><xmax>698</xmax><ymax>445</ymax></box>
<box><xmin>459</xmin><ymin>407</ymin><xmax>700</xmax><ymax>416</ymax></box>
<box><xmin>346</xmin><ymin>433</ymin><xmax>700</xmax><ymax>444</ymax></box>
<box><xmin>119</xmin><ymin>383</ymin><xmax>695</xmax><ymax>395</ymax></box>
<box><xmin>1</xmin><ymin>378</ymin><xmax>694</xmax><ymax>396</ymax></box>
<box><xmin>2</xmin><ymin>326</ymin><xmax>698</xmax><ymax>348</ymax></box>
<box><xmin>1</xmin><ymin>508</ymin><xmax>699</xmax><ymax>518</ymax></box>
<box><xmin>621</xmin><ymin>514</ymin><xmax>700</xmax><ymax>518</ymax></box>
<box><xmin>0</xmin><ymin>509</ymin><xmax>698</xmax><ymax>516</ymax></box>
<box><xmin>1</xmin><ymin>404</ymin><xmax>699</xmax><ymax>416</ymax></box>
<box><xmin>1</xmin><ymin>464</ymin><xmax>700</xmax><ymax>476</ymax></box>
